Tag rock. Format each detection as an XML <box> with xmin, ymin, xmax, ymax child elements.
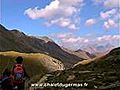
<box><xmin>67</xmin><ymin>75</ymin><xmax>75</xmax><ymax>81</ymax></box>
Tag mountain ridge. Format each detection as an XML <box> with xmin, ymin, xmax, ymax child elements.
<box><xmin>0</xmin><ymin>24</ymin><xmax>84</xmax><ymax>68</ymax></box>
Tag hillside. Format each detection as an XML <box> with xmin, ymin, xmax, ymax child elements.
<box><xmin>62</xmin><ymin>48</ymin><xmax>95</xmax><ymax>60</ymax></box>
<box><xmin>0</xmin><ymin>24</ymin><xmax>83</xmax><ymax>68</ymax></box>
<box><xmin>0</xmin><ymin>51</ymin><xmax>64</xmax><ymax>83</ymax></box>
<box><xmin>40</xmin><ymin>47</ymin><xmax>120</xmax><ymax>90</ymax></box>
<box><xmin>73</xmin><ymin>47</ymin><xmax>120</xmax><ymax>71</ymax></box>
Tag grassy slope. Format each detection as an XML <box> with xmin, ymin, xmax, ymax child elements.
<box><xmin>41</xmin><ymin>47</ymin><xmax>120</xmax><ymax>90</ymax></box>
<box><xmin>0</xmin><ymin>51</ymin><xmax>64</xmax><ymax>83</ymax></box>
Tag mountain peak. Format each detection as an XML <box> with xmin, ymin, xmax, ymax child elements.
<box><xmin>36</xmin><ymin>36</ymin><xmax>54</xmax><ymax>43</ymax></box>
<box><xmin>11</xmin><ymin>29</ymin><xmax>26</xmax><ymax>36</ymax></box>
<box><xmin>75</xmin><ymin>49</ymin><xmax>83</xmax><ymax>52</ymax></box>
<box><xmin>0</xmin><ymin>24</ymin><xmax>8</xmax><ymax>31</ymax></box>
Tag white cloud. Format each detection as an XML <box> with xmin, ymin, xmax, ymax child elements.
<box><xmin>93</xmin><ymin>0</ymin><xmax>104</xmax><ymax>4</ymax></box>
<box><xmin>65</xmin><ymin>37</ymin><xmax>81</xmax><ymax>43</ymax></box>
<box><xmin>51</xmin><ymin>33</ymin><xmax>120</xmax><ymax>50</ymax></box>
<box><xmin>104</xmin><ymin>22</ymin><xmax>110</xmax><ymax>29</ymax></box>
<box><xmin>104</xmin><ymin>0</ymin><xmax>120</xmax><ymax>8</ymax></box>
<box><xmin>46</xmin><ymin>18</ymin><xmax>77</xmax><ymax>30</ymax></box>
<box><xmin>52</xmin><ymin>33</ymin><xmax>87</xmax><ymax>44</ymax></box>
<box><xmin>93</xmin><ymin>0</ymin><xmax>120</xmax><ymax>8</ymax></box>
<box><xmin>59</xmin><ymin>0</ymin><xmax>84</xmax><ymax>6</ymax></box>
<box><xmin>51</xmin><ymin>18</ymin><xmax>71</xmax><ymax>27</ymax></box>
<box><xmin>97</xmin><ymin>35</ymin><xmax>120</xmax><ymax>42</ymax></box>
<box><xmin>24</xmin><ymin>0</ymin><xmax>84</xmax><ymax>30</ymax></box>
<box><xmin>53</xmin><ymin>33</ymin><xmax>72</xmax><ymax>39</ymax></box>
<box><xmin>24</xmin><ymin>0</ymin><xmax>60</xmax><ymax>19</ymax></box>
<box><xmin>100</xmin><ymin>9</ymin><xmax>119</xmax><ymax>30</ymax></box>
<box><xmin>85</xmin><ymin>19</ymin><xmax>96</xmax><ymax>26</ymax></box>
<box><xmin>103</xmin><ymin>19</ymin><xmax>118</xmax><ymax>29</ymax></box>
<box><xmin>108</xmin><ymin>19</ymin><xmax>118</xmax><ymax>27</ymax></box>
<box><xmin>68</xmin><ymin>24</ymin><xmax>77</xmax><ymax>30</ymax></box>
<box><xmin>94</xmin><ymin>0</ymin><xmax>120</xmax><ymax>30</ymax></box>
<box><xmin>100</xmin><ymin>8</ymin><xmax>120</xmax><ymax>29</ymax></box>
<box><xmin>93</xmin><ymin>0</ymin><xmax>119</xmax><ymax>30</ymax></box>
<box><xmin>100</xmin><ymin>9</ymin><xmax>117</xmax><ymax>20</ymax></box>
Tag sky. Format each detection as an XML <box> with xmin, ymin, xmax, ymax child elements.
<box><xmin>1</xmin><ymin>0</ymin><xmax>120</xmax><ymax>50</ymax></box>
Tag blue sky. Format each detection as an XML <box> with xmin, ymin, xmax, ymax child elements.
<box><xmin>1</xmin><ymin>0</ymin><xmax>55</xmax><ymax>35</ymax></box>
<box><xmin>1</xmin><ymin>0</ymin><xmax>120</xmax><ymax>50</ymax></box>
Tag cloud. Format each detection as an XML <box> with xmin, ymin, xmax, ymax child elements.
<box><xmin>93</xmin><ymin>0</ymin><xmax>119</xmax><ymax>30</ymax></box>
<box><xmin>62</xmin><ymin>36</ymin><xmax>88</xmax><ymax>44</ymax></box>
<box><xmin>45</xmin><ymin>18</ymin><xmax>77</xmax><ymax>30</ymax></box>
<box><xmin>104</xmin><ymin>0</ymin><xmax>120</xmax><ymax>8</ymax></box>
<box><xmin>93</xmin><ymin>0</ymin><xmax>104</xmax><ymax>4</ymax></box>
<box><xmin>85</xmin><ymin>19</ymin><xmax>96</xmax><ymax>26</ymax></box>
<box><xmin>51</xmin><ymin>33</ymin><xmax>120</xmax><ymax>50</ymax></box>
<box><xmin>24</xmin><ymin>0</ymin><xmax>84</xmax><ymax>30</ymax></box>
<box><xmin>100</xmin><ymin>9</ymin><xmax>117</xmax><ymax>20</ymax></box>
<box><xmin>97</xmin><ymin>35</ymin><xmax>120</xmax><ymax>42</ymax></box>
<box><xmin>51</xmin><ymin>33</ymin><xmax>88</xmax><ymax>49</ymax></box>
<box><xmin>103</xmin><ymin>19</ymin><xmax>118</xmax><ymax>29</ymax></box>
<box><xmin>93</xmin><ymin>0</ymin><xmax>119</xmax><ymax>8</ymax></box>
<box><xmin>100</xmin><ymin>9</ymin><xmax>119</xmax><ymax>30</ymax></box>
<box><xmin>24</xmin><ymin>0</ymin><xmax>60</xmax><ymax>19</ymax></box>
<box><xmin>99</xmin><ymin>8</ymin><xmax>119</xmax><ymax>30</ymax></box>
<box><xmin>53</xmin><ymin>33</ymin><xmax>72</xmax><ymax>39</ymax></box>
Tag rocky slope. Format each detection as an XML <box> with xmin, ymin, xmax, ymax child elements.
<box><xmin>62</xmin><ymin>48</ymin><xmax>95</xmax><ymax>60</ymax></box>
<box><xmin>39</xmin><ymin>47</ymin><xmax>120</xmax><ymax>90</ymax></box>
<box><xmin>0</xmin><ymin>24</ymin><xmax>83</xmax><ymax>68</ymax></box>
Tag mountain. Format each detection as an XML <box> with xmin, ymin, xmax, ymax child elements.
<box><xmin>62</xmin><ymin>47</ymin><xmax>95</xmax><ymax>59</ymax></box>
<box><xmin>81</xmin><ymin>44</ymin><xmax>115</xmax><ymax>55</ymax></box>
<box><xmin>73</xmin><ymin>47</ymin><xmax>120</xmax><ymax>70</ymax></box>
<box><xmin>36</xmin><ymin>36</ymin><xmax>54</xmax><ymax>43</ymax></box>
<box><xmin>0</xmin><ymin>24</ymin><xmax>82</xmax><ymax>68</ymax></box>
<box><xmin>41</xmin><ymin>47</ymin><xmax>120</xmax><ymax>90</ymax></box>
<box><xmin>74</xmin><ymin>49</ymin><xmax>95</xmax><ymax>59</ymax></box>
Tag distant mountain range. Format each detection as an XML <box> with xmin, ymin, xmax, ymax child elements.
<box><xmin>81</xmin><ymin>43</ymin><xmax>115</xmax><ymax>55</ymax></box>
<box><xmin>62</xmin><ymin>47</ymin><xmax>95</xmax><ymax>59</ymax></box>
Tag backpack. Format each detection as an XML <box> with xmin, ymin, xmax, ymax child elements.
<box><xmin>13</xmin><ymin>64</ymin><xmax>24</xmax><ymax>83</ymax></box>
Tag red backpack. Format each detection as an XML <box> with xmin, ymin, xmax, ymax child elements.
<box><xmin>13</xmin><ymin>64</ymin><xmax>24</xmax><ymax>84</ymax></box>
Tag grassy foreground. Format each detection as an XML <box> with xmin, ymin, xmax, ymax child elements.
<box><xmin>0</xmin><ymin>51</ymin><xmax>62</xmax><ymax>83</ymax></box>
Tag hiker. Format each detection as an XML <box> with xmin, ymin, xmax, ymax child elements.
<box><xmin>1</xmin><ymin>69</ymin><xmax>14</xmax><ymax>90</ymax></box>
<box><xmin>12</xmin><ymin>56</ymin><xmax>30</xmax><ymax>90</ymax></box>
